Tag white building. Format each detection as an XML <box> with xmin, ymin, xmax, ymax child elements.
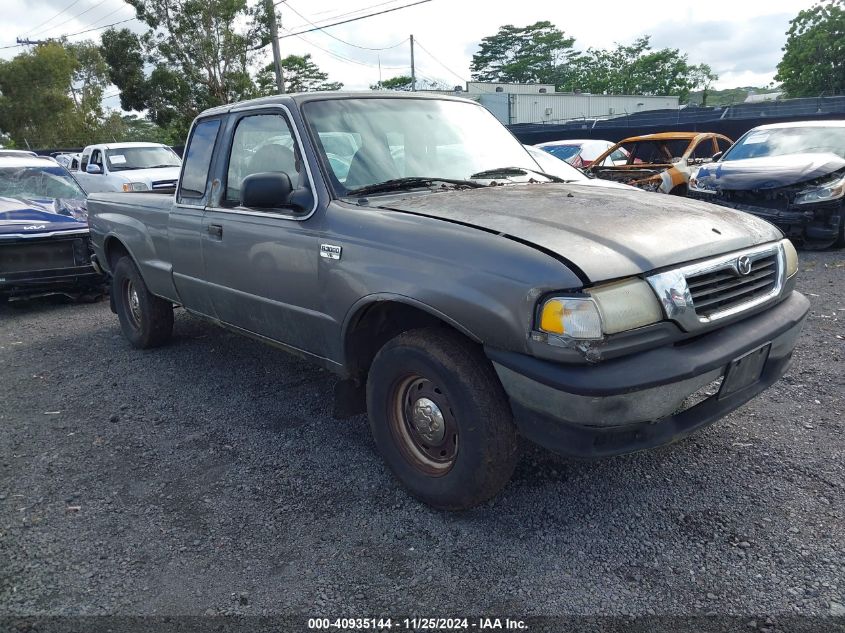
<box><xmin>430</xmin><ymin>82</ymin><xmax>680</xmax><ymax>125</ymax></box>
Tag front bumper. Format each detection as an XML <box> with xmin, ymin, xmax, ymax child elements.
<box><xmin>0</xmin><ymin>265</ymin><xmax>105</xmax><ymax>299</ymax></box>
<box><xmin>0</xmin><ymin>234</ymin><xmax>106</xmax><ymax>299</ymax></box>
<box><xmin>689</xmin><ymin>194</ymin><xmax>842</xmax><ymax>242</ymax></box>
<box><xmin>487</xmin><ymin>291</ymin><xmax>810</xmax><ymax>458</ymax></box>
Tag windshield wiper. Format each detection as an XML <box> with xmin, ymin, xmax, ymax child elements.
<box><xmin>346</xmin><ymin>177</ymin><xmax>485</xmax><ymax>197</ymax></box>
<box><xmin>469</xmin><ymin>166</ymin><xmax>570</xmax><ymax>183</ymax></box>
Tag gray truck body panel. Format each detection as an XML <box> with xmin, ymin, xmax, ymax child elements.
<box><xmin>87</xmin><ymin>93</ymin><xmax>807</xmax><ymax>459</ymax></box>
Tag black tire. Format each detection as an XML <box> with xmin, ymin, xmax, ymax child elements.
<box><xmin>366</xmin><ymin>327</ymin><xmax>519</xmax><ymax>510</ymax></box>
<box><xmin>112</xmin><ymin>256</ymin><xmax>173</xmax><ymax>349</ymax></box>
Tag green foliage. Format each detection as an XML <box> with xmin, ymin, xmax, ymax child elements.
<box><xmin>370</xmin><ymin>75</ymin><xmax>415</xmax><ymax>91</ymax></box>
<box><xmin>102</xmin><ymin>0</ymin><xmax>267</xmax><ymax>141</ymax></box>
<box><xmin>470</xmin><ymin>22</ymin><xmax>578</xmax><ymax>84</ymax></box>
<box><xmin>0</xmin><ymin>41</ymin><xmax>111</xmax><ymax>148</ymax></box>
<box><xmin>775</xmin><ymin>0</ymin><xmax>845</xmax><ymax>97</ymax></box>
<box><xmin>256</xmin><ymin>54</ymin><xmax>343</xmax><ymax>95</ymax></box>
<box><xmin>470</xmin><ymin>27</ymin><xmax>717</xmax><ymax>101</ymax></box>
<box><xmin>687</xmin><ymin>86</ymin><xmax>770</xmax><ymax>107</ymax></box>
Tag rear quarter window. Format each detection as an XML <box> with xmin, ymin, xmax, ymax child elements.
<box><xmin>178</xmin><ymin>119</ymin><xmax>221</xmax><ymax>203</ymax></box>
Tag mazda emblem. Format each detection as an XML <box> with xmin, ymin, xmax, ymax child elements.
<box><xmin>736</xmin><ymin>255</ymin><xmax>753</xmax><ymax>276</ymax></box>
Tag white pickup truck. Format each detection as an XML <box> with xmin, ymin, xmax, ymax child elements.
<box><xmin>71</xmin><ymin>142</ymin><xmax>182</xmax><ymax>194</ymax></box>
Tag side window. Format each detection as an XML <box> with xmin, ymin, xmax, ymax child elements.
<box><xmin>80</xmin><ymin>153</ymin><xmax>89</xmax><ymax>171</ymax></box>
<box><xmin>610</xmin><ymin>149</ymin><xmax>628</xmax><ymax>163</ymax></box>
<box><xmin>178</xmin><ymin>119</ymin><xmax>221</xmax><ymax>203</ymax></box>
<box><xmin>691</xmin><ymin>138</ymin><xmax>717</xmax><ymax>161</ymax></box>
<box><xmin>71</xmin><ymin>157</ymin><xmax>79</xmax><ymax>170</ymax></box>
<box><xmin>225</xmin><ymin>113</ymin><xmax>300</xmax><ymax>205</ymax></box>
<box><xmin>90</xmin><ymin>149</ymin><xmax>103</xmax><ymax>168</ymax></box>
<box><xmin>717</xmin><ymin>138</ymin><xmax>732</xmax><ymax>155</ymax></box>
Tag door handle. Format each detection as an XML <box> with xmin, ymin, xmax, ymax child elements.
<box><xmin>207</xmin><ymin>224</ymin><xmax>223</xmax><ymax>239</ymax></box>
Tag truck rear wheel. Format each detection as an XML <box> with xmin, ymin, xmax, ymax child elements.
<box><xmin>112</xmin><ymin>256</ymin><xmax>173</xmax><ymax>349</ymax></box>
<box><xmin>366</xmin><ymin>327</ymin><xmax>519</xmax><ymax>510</ymax></box>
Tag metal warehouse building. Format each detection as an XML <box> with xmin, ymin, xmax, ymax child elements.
<box><xmin>432</xmin><ymin>82</ymin><xmax>680</xmax><ymax>126</ymax></box>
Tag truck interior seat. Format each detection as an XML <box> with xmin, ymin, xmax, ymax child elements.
<box><xmin>247</xmin><ymin>144</ymin><xmax>297</xmax><ymax>179</ymax></box>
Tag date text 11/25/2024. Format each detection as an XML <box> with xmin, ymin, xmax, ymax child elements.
<box><xmin>307</xmin><ymin>617</ymin><xmax>528</xmax><ymax>630</ymax></box>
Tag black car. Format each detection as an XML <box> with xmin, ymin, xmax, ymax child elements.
<box><xmin>0</xmin><ymin>155</ymin><xmax>105</xmax><ymax>302</ymax></box>
<box><xmin>688</xmin><ymin>121</ymin><xmax>845</xmax><ymax>249</ymax></box>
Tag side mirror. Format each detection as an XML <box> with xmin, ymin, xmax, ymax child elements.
<box><xmin>712</xmin><ymin>151</ymin><xmax>723</xmax><ymax>162</ymax></box>
<box><xmin>241</xmin><ymin>172</ymin><xmax>293</xmax><ymax>209</ymax></box>
<box><xmin>86</xmin><ymin>164</ymin><xmax>102</xmax><ymax>174</ymax></box>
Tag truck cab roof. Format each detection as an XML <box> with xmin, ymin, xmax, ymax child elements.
<box><xmin>197</xmin><ymin>91</ymin><xmax>475</xmax><ymax>118</ymax></box>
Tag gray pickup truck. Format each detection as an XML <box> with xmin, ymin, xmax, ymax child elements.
<box><xmin>88</xmin><ymin>92</ymin><xmax>809</xmax><ymax>509</ymax></box>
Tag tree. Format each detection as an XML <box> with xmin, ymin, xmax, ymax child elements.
<box><xmin>0</xmin><ymin>41</ymin><xmax>110</xmax><ymax>148</ymax></box>
<box><xmin>370</xmin><ymin>75</ymin><xmax>414</xmax><ymax>91</ymax></box>
<box><xmin>567</xmin><ymin>37</ymin><xmax>718</xmax><ymax>102</ymax></box>
<box><xmin>775</xmin><ymin>0</ymin><xmax>845</xmax><ymax>97</ymax></box>
<box><xmin>470</xmin><ymin>21</ymin><xmax>579</xmax><ymax>85</ymax></box>
<box><xmin>687</xmin><ymin>64</ymin><xmax>718</xmax><ymax>105</ymax></box>
<box><xmin>102</xmin><ymin>0</ymin><xmax>268</xmax><ymax>141</ymax></box>
<box><xmin>470</xmin><ymin>26</ymin><xmax>717</xmax><ymax>102</ymax></box>
<box><xmin>257</xmin><ymin>54</ymin><xmax>342</xmax><ymax>93</ymax></box>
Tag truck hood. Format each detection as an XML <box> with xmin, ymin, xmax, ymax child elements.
<box><xmin>111</xmin><ymin>166</ymin><xmax>180</xmax><ymax>185</ymax></box>
<box><xmin>0</xmin><ymin>196</ymin><xmax>88</xmax><ymax>236</ymax></box>
<box><xmin>376</xmin><ymin>184</ymin><xmax>782</xmax><ymax>282</ymax></box>
<box><xmin>695</xmin><ymin>153</ymin><xmax>845</xmax><ymax>190</ymax></box>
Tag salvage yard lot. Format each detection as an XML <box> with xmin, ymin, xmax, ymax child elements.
<box><xmin>1</xmin><ymin>251</ymin><xmax>843</xmax><ymax>618</ymax></box>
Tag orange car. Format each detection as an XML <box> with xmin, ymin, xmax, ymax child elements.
<box><xmin>586</xmin><ymin>132</ymin><xmax>733</xmax><ymax>195</ymax></box>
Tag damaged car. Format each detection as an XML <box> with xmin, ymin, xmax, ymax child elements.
<box><xmin>0</xmin><ymin>155</ymin><xmax>105</xmax><ymax>302</ymax></box>
<box><xmin>689</xmin><ymin>121</ymin><xmax>845</xmax><ymax>249</ymax></box>
<box><xmin>586</xmin><ymin>132</ymin><xmax>733</xmax><ymax>194</ymax></box>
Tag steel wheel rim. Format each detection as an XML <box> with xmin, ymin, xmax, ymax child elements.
<box><xmin>125</xmin><ymin>279</ymin><xmax>142</xmax><ymax>329</ymax></box>
<box><xmin>389</xmin><ymin>374</ymin><xmax>458</xmax><ymax>476</ymax></box>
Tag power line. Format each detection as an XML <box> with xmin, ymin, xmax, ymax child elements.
<box><xmin>23</xmin><ymin>0</ymin><xmax>85</xmax><ymax>36</ymax></box>
<box><xmin>1</xmin><ymin>16</ymin><xmax>137</xmax><ymax>49</ymax></box>
<box><xmin>277</xmin><ymin>0</ymin><xmax>431</xmax><ymax>40</ymax></box>
<box><xmin>62</xmin><ymin>16</ymin><xmax>137</xmax><ymax>38</ymax></box>
<box><xmin>283</xmin><ymin>28</ymin><xmax>408</xmax><ymax>70</ymax></box>
<box><xmin>284</xmin><ymin>1</ymin><xmax>408</xmax><ymax>50</ymax></box>
<box><xmin>412</xmin><ymin>38</ymin><xmax>466</xmax><ymax>82</ymax></box>
<box><xmin>86</xmin><ymin>4</ymin><xmax>134</xmax><ymax>30</ymax></box>
<box><xmin>36</xmin><ymin>0</ymin><xmax>111</xmax><ymax>37</ymax></box>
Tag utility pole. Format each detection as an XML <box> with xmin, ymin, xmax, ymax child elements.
<box><xmin>266</xmin><ymin>0</ymin><xmax>285</xmax><ymax>93</ymax></box>
<box><xmin>410</xmin><ymin>34</ymin><xmax>416</xmax><ymax>92</ymax></box>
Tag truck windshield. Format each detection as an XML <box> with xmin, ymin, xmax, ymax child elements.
<box><xmin>106</xmin><ymin>146</ymin><xmax>181</xmax><ymax>171</ymax></box>
<box><xmin>722</xmin><ymin>126</ymin><xmax>845</xmax><ymax>161</ymax></box>
<box><xmin>0</xmin><ymin>165</ymin><xmax>86</xmax><ymax>199</ymax></box>
<box><xmin>303</xmin><ymin>98</ymin><xmax>543</xmax><ymax>195</ymax></box>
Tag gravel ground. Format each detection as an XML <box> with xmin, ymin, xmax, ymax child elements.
<box><xmin>1</xmin><ymin>250</ymin><xmax>843</xmax><ymax>624</ymax></box>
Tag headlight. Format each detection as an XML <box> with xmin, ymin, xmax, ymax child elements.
<box><xmin>122</xmin><ymin>182</ymin><xmax>150</xmax><ymax>192</ymax></box>
<box><xmin>689</xmin><ymin>174</ymin><xmax>717</xmax><ymax>194</ymax></box>
<box><xmin>782</xmin><ymin>238</ymin><xmax>798</xmax><ymax>277</ymax></box>
<box><xmin>793</xmin><ymin>174</ymin><xmax>845</xmax><ymax>205</ymax></box>
<box><xmin>538</xmin><ymin>278</ymin><xmax>663</xmax><ymax>341</ymax></box>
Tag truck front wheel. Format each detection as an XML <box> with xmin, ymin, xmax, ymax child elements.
<box><xmin>112</xmin><ymin>256</ymin><xmax>174</xmax><ymax>349</ymax></box>
<box><xmin>366</xmin><ymin>327</ymin><xmax>519</xmax><ymax>510</ymax></box>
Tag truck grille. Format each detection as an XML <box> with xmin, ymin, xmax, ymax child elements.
<box><xmin>151</xmin><ymin>179</ymin><xmax>177</xmax><ymax>190</ymax></box>
<box><xmin>0</xmin><ymin>238</ymin><xmax>82</xmax><ymax>273</ymax></box>
<box><xmin>686</xmin><ymin>253</ymin><xmax>779</xmax><ymax>317</ymax></box>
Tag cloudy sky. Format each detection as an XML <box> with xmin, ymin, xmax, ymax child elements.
<box><xmin>1</xmin><ymin>0</ymin><xmax>812</xmax><ymax>109</ymax></box>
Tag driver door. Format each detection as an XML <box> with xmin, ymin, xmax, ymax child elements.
<box><xmin>201</xmin><ymin>109</ymin><xmax>328</xmax><ymax>356</ymax></box>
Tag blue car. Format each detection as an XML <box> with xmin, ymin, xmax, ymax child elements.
<box><xmin>0</xmin><ymin>155</ymin><xmax>105</xmax><ymax>301</ymax></box>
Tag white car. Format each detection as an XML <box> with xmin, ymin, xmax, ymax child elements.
<box><xmin>54</xmin><ymin>153</ymin><xmax>81</xmax><ymax>170</ymax></box>
<box><xmin>524</xmin><ymin>145</ymin><xmax>641</xmax><ymax>191</ymax></box>
<box><xmin>534</xmin><ymin>139</ymin><xmax>628</xmax><ymax>168</ymax></box>
<box><xmin>71</xmin><ymin>142</ymin><xmax>182</xmax><ymax>193</ymax></box>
